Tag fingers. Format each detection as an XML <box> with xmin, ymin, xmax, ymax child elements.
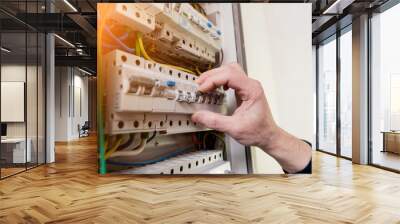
<box><xmin>191</xmin><ymin>110</ymin><xmax>233</xmax><ymax>133</ymax></box>
<box><xmin>196</xmin><ymin>63</ymin><xmax>248</xmax><ymax>93</ymax></box>
<box><xmin>196</xmin><ymin>66</ymin><xmax>225</xmax><ymax>84</ymax></box>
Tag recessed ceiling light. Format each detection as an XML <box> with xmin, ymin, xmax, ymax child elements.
<box><xmin>1</xmin><ymin>47</ymin><xmax>11</xmax><ymax>53</ymax></box>
<box><xmin>78</xmin><ymin>67</ymin><xmax>93</xmax><ymax>76</ymax></box>
<box><xmin>54</xmin><ymin>34</ymin><xmax>75</xmax><ymax>48</ymax></box>
<box><xmin>63</xmin><ymin>0</ymin><xmax>78</xmax><ymax>12</ymax></box>
<box><xmin>323</xmin><ymin>0</ymin><xmax>354</xmax><ymax>15</ymax></box>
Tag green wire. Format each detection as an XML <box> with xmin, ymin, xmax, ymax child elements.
<box><xmin>98</xmin><ymin>9</ymin><xmax>107</xmax><ymax>175</ymax></box>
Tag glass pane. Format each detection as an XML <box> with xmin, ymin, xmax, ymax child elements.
<box><xmin>38</xmin><ymin>32</ymin><xmax>45</xmax><ymax>165</ymax></box>
<box><xmin>26</xmin><ymin>0</ymin><xmax>40</xmax><ymax>169</ymax></box>
<box><xmin>27</xmin><ymin>31</ymin><xmax>38</xmax><ymax>169</ymax></box>
<box><xmin>340</xmin><ymin>29</ymin><xmax>352</xmax><ymax>158</ymax></box>
<box><xmin>371</xmin><ymin>4</ymin><xmax>400</xmax><ymax>171</ymax></box>
<box><xmin>1</xmin><ymin>30</ymin><xmax>27</xmax><ymax>177</ymax></box>
<box><xmin>318</xmin><ymin>37</ymin><xmax>337</xmax><ymax>154</ymax></box>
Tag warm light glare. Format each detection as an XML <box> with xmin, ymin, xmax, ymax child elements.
<box><xmin>78</xmin><ymin>67</ymin><xmax>93</xmax><ymax>76</ymax></box>
<box><xmin>1</xmin><ymin>47</ymin><xmax>11</xmax><ymax>53</ymax></box>
<box><xmin>54</xmin><ymin>34</ymin><xmax>75</xmax><ymax>48</ymax></box>
<box><xmin>63</xmin><ymin>0</ymin><xmax>78</xmax><ymax>12</ymax></box>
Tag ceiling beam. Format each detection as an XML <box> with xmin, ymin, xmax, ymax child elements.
<box><xmin>67</xmin><ymin>13</ymin><xmax>97</xmax><ymax>38</ymax></box>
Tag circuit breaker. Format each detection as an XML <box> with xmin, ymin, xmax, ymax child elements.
<box><xmin>99</xmin><ymin>3</ymin><xmax>234</xmax><ymax>174</ymax></box>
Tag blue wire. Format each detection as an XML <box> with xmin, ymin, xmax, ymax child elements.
<box><xmin>107</xmin><ymin>146</ymin><xmax>194</xmax><ymax>166</ymax></box>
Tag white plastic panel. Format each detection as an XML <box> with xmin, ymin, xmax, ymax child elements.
<box><xmin>118</xmin><ymin>150</ymin><xmax>230</xmax><ymax>174</ymax></box>
<box><xmin>106</xmin><ymin>3</ymin><xmax>221</xmax><ymax>65</ymax></box>
<box><xmin>104</xmin><ymin>50</ymin><xmax>227</xmax><ymax>135</ymax></box>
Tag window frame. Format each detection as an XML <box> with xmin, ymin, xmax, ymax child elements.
<box><xmin>367</xmin><ymin>0</ymin><xmax>400</xmax><ymax>173</ymax></box>
<box><xmin>315</xmin><ymin>24</ymin><xmax>353</xmax><ymax>161</ymax></box>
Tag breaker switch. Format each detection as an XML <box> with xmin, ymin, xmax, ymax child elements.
<box><xmin>166</xmin><ymin>80</ymin><xmax>176</xmax><ymax>87</ymax></box>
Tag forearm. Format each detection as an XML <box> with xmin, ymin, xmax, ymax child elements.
<box><xmin>259</xmin><ymin>127</ymin><xmax>312</xmax><ymax>174</ymax></box>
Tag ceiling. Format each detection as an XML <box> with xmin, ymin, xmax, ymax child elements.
<box><xmin>0</xmin><ymin>0</ymin><xmax>394</xmax><ymax>73</ymax></box>
<box><xmin>311</xmin><ymin>0</ymin><xmax>390</xmax><ymax>43</ymax></box>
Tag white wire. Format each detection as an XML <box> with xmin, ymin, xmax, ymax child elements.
<box><xmin>103</xmin><ymin>25</ymin><xmax>134</xmax><ymax>53</ymax></box>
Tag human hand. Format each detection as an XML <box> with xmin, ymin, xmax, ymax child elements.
<box><xmin>192</xmin><ymin>63</ymin><xmax>278</xmax><ymax>149</ymax></box>
<box><xmin>192</xmin><ymin>63</ymin><xmax>311</xmax><ymax>173</ymax></box>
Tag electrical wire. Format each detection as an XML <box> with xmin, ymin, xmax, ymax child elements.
<box><xmin>105</xmin><ymin>136</ymin><xmax>124</xmax><ymax>159</ymax></box>
<box><xmin>118</xmin><ymin>32</ymin><xmax>129</xmax><ymax>41</ymax></box>
<box><xmin>135</xmin><ymin>36</ymin><xmax>141</xmax><ymax>57</ymax></box>
<box><xmin>117</xmin><ymin>134</ymin><xmax>135</xmax><ymax>151</ymax></box>
<box><xmin>195</xmin><ymin>66</ymin><xmax>202</xmax><ymax>75</ymax></box>
<box><xmin>146</xmin><ymin>131</ymin><xmax>157</xmax><ymax>143</ymax></box>
<box><xmin>104</xmin><ymin>25</ymin><xmax>135</xmax><ymax>53</ymax></box>
<box><xmin>203</xmin><ymin>132</ymin><xmax>226</xmax><ymax>150</ymax></box>
<box><xmin>107</xmin><ymin>134</ymin><xmax>149</xmax><ymax>158</ymax></box>
<box><xmin>212</xmin><ymin>48</ymin><xmax>224</xmax><ymax>69</ymax></box>
<box><xmin>191</xmin><ymin>133</ymin><xmax>202</xmax><ymax>145</ymax></box>
<box><xmin>136</xmin><ymin>32</ymin><xmax>153</xmax><ymax>61</ymax></box>
<box><xmin>107</xmin><ymin>146</ymin><xmax>194</xmax><ymax>166</ymax></box>
<box><xmin>136</xmin><ymin>32</ymin><xmax>196</xmax><ymax>75</ymax></box>
<box><xmin>98</xmin><ymin>7</ymin><xmax>108</xmax><ymax>174</ymax></box>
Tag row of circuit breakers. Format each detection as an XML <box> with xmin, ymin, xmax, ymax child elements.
<box><xmin>104</xmin><ymin>3</ymin><xmax>227</xmax><ymax>136</ymax></box>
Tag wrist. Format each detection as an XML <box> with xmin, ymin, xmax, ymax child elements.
<box><xmin>258</xmin><ymin>127</ymin><xmax>312</xmax><ymax>173</ymax></box>
<box><xmin>257</xmin><ymin>125</ymin><xmax>283</xmax><ymax>153</ymax></box>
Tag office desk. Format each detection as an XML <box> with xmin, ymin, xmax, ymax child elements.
<box><xmin>382</xmin><ymin>131</ymin><xmax>400</xmax><ymax>154</ymax></box>
<box><xmin>1</xmin><ymin>138</ymin><xmax>31</xmax><ymax>164</ymax></box>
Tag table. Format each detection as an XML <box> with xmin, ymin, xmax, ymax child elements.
<box><xmin>1</xmin><ymin>138</ymin><xmax>31</xmax><ymax>164</ymax></box>
<box><xmin>382</xmin><ymin>131</ymin><xmax>400</xmax><ymax>154</ymax></box>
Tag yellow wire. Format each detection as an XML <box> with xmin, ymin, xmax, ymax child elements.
<box><xmin>135</xmin><ymin>37</ymin><xmax>141</xmax><ymax>57</ymax></box>
<box><xmin>136</xmin><ymin>32</ymin><xmax>196</xmax><ymax>75</ymax></box>
<box><xmin>137</xmin><ymin>32</ymin><xmax>152</xmax><ymax>61</ymax></box>
<box><xmin>195</xmin><ymin>66</ymin><xmax>202</xmax><ymax>75</ymax></box>
<box><xmin>105</xmin><ymin>136</ymin><xmax>124</xmax><ymax>160</ymax></box>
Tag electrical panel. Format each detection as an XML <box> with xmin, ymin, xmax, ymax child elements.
<box><xmin>99</xmin><ymin>3</ymin><xmax>232</xmax><ymax>174</ymax></box>
<box><xmin>118</xmin><ymin>150</ymin><xmax>230</xmax><ymax>174</ymax></box>
<box><xmin>104</xmin><ymin>49</ymin><xmax>227</xmax><ymax>135</ymax></box>
<box><xmin>106</xmin><ymin>3</ymin><xmax>221</xmax><ymax>66</ymax></box>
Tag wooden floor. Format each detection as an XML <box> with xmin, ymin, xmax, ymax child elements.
<box><xmin>1</xmin><ymin>136</ymin><xmax>400</xmax><ymax>223</ymax></box>
<box><xmin>373</xmin><ymin>151</ymin><xmax>400</xmax><ymax>171</ymax></box>
<box><xmin>1</xmin><ymin>167</ymin><xmax>26</xmax><ymax>178</ymax></box>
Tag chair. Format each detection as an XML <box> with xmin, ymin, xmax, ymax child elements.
<box><xmin>79</xmin><ymin>121</ymin><xmax>90</xmax><ymax>138</ymax></box>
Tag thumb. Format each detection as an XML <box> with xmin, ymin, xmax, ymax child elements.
<box><xmin>191</xmin><ymin>110</ymin><xmax>232</xmax><ymax>133</ymax></box>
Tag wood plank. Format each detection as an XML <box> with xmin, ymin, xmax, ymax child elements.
<box><xmin>0</xmin><ymin>135</ymin><xmax>400</xmax><ymax>223</ymax></box>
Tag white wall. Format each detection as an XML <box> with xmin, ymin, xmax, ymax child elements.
<box><xmin>1</xmin><ymin>65</ymin><xmax>43</xmax><ymax>136</ymax></box>
<box><xmin>55</xmin><ymin>67</ymin><xmax>69</xmax><ymax>141</ymax></box>
<box><xmin>1</xmin><ymin>64</ymin><xmax>46</xmax><ymax>164</ymax></box>
<box><xmin>312</xmin><ymin>45</ymin><xmax>317</xmax><ymax>150</ymax></box>
<box><xmin>55</xmin><ymin>67</ymin><xmax>89</xmax><ymax>141</ymax></box>
<box><xmin>240</xmin><ymin>3</ymin><xmax>313</xmax><ymax>173</ymax></box>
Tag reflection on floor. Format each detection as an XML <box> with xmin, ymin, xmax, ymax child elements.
<box><xmin>341</xmin><ymin>147</ymin><xmax>352</xmax><ymax>158</ymax></box>
<box><xmin>373</xmin><ymin>150</ymin><xmax>400</xmax><ymax>171</ymax></box>
<box><xmin>0</xmin><ymin>163</ymin><xmax>43</xmax><ymax>179</ymax></box>
<box><xmin>0</xmin><ymin>167</ymin><xmax>25</xmax><ymax>178</ymax></box>
<box><xmin>0</xmin><ymin>136</ymin><xmax>400</xmax><ymax>223</ymax></box>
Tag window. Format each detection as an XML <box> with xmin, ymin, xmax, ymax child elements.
<box><xmin>370</xmin><ymin>3</ymin><xmax>400</xmax><ymax>171</ymax></box>
<box><xmin>0</xmin><ymin>1</ymin><xmax>47</xmax><ymax>179</ymax></box>
<box><xmin>318</xmin><ymin>37</ymin><xmax>337</xmax><ymax>154</ymax></box>
<box><xmin>339</xmin><ymin>28</ymin><xmax>352</xmax><ymax>158</ymax></box>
